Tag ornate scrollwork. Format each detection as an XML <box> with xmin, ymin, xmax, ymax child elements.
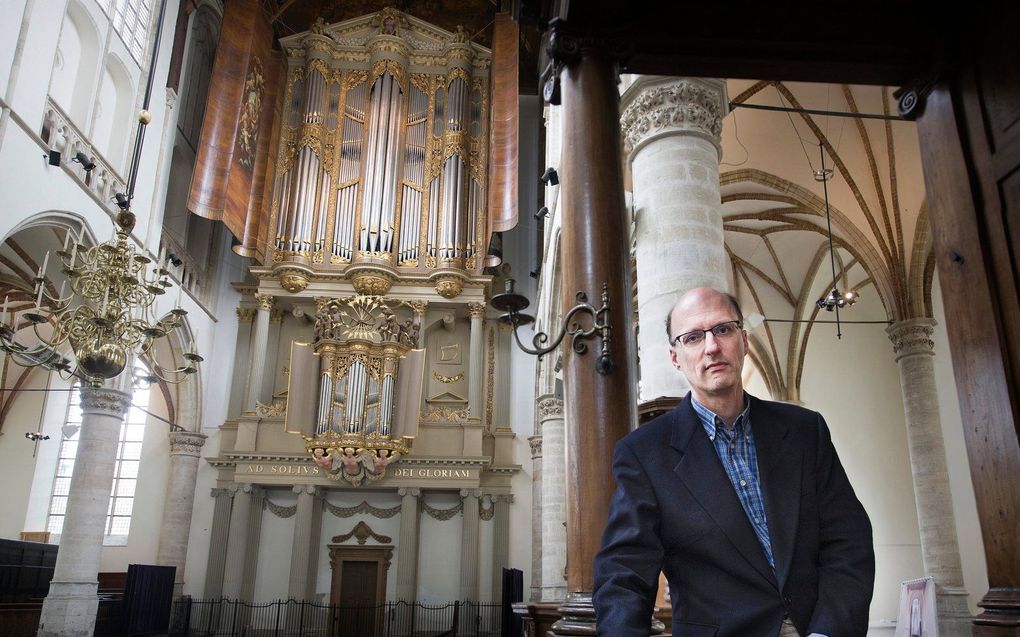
<box><xmin>422</xmin><ymin>497</ymin><xmax>463</xmax><ymax>521</ymax></box>
<box><xmin>322</xmin><ymin>499</ymin><xmax>402</xmax><ymax>519</ymax></box>
<box><xmin>332</xmin><ymin>520</ymin><xmax>392</xmax><ymax>545</ymax></box>
<box><xmin>432</xmin><ymin>371</ymin><xmax>464</xmax><ymax>384</ymax></box>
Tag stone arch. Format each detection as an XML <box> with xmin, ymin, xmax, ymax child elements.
<box><xmin>94</xmin><ymin>53</ymin><xmax>135</xmax><ymax>171</ymax></box>
<box><xmin>50</xmin><ymin>0</ymin><xmax>102</xmax><ymax>127</ymax></box>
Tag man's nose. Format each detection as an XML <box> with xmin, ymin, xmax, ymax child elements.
<box><xmin>703</xmin><ymin>331</ymin><xmax>723</xmax><ymax>353</ymax></box>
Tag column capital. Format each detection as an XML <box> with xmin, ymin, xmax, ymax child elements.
<box><xmin>237</xmin><ymin>307</ymin><xmax>256</xmax><ymax>322</ymax></box>
<box><xmin>620</xmin><ymin>76</ymin><xmax>728</xmax><ymax>160</ymax></box>
<box><xmin>492</xmin><ymin>493</ymin><xmax>514</xmax><ymax>504</ymax></box>
<box><xmin>292</xmin><ymin>484</ymin><xmax>317</xmax><ymax>496</ymax></box>
<box><xmin>468</xmin><ymin>302</ymin><xmax>487</xmax><ymax>319</ymax></box>
<box><xmin>254</xmin><ymin>293</ymin><xmax>275</xmax><ymax>311</ymax></box>
<box><xmin>79</xmin><ymin>386</ymin><xmax>132</xmax><ymax>418</ymax></box>
<box><xmin>529</xmin><ymin>435</ymin><xmax>543</xmax><ymax>459</ymax></box>
<box><xmin>169</xmin><ymin>430</ymin><xmax>207</xmax><ymax>457</ymax></box>
<box><xmin>887</xmin><ymin>317</ymin><xmax>938</xmax><ymax>360</ymax></box>
<box><xmin>460</xmin><ymin>488</ymin><xmax>482</xmax><ymax>498</ymax></box>
<box><xmin>270</xmin><ymin>307</ymin><xmax>286</xmax><ymax>324</ymax></box>
<box><xmin>211</xmin><ymin>487</ymin><xmax>233</xmax><ymax>498</ymax></box>
<box><xmin>537</xmin><ymin>396</ymin><xmax>564</xmax><ymax>419</ymax></box>
<box><xmin>398</xmin><ymin>487</ymin><xmax>421</xmax><ymax>497</ymax></box>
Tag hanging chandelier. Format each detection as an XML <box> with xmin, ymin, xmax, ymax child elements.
<box><xmin>0</xmin><ymin>210</ymin><xmax>201</xmax><ymax>387</ymax></box>
<box><xmin>813</xmin><ymin>143</ymin><xmax>858</xmax><ymax>335</ymax></box>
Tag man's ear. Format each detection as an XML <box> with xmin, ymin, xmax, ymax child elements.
<box><xmin>669</xmin><ymin>345</ymin><xmax>683</xmax><ymax>371</ymax></box>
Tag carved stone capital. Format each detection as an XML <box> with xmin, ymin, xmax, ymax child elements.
<box><xmin>211</xmin><ymin>487</ymin><xmax>233</xmax><ymax>499</ymax></box>
<box><xmin>270</xmin><ymin>308</ymin><xmax>286</xmax><ymax>324</ymax></box>
<box><xmin>538</xmin><ymin>396</ymin><xmax>565</xmax><ymax>419</ymax></box>
<box><xmin>292</xmin><ymin>484</ymin><xmax>317</xmax><ymax>496</ymax></box>
<box><xmin>168</xmin><ymin>430</ymin><xmax>207</xmax><ymax>457</ymax></box>
<box><xmin>78</xmin><ymin>386</ymin><xmax>132</xmax><ymax>418</ymax></box>
<box><xmin>398</xmin><ymin>487</ymin><xmax>421</xmax><ymax>498</ymax></box>
<box><xmin>236</xmin><ymin>307</ymin><xmax>256</xmax><ymax>322</ymax></box>
<box><xmin>529</xmin><ymin>435</ymin><xmax>543</xmax><ymax>459</ymax></box>
<box><xmin>620</xmin><ymin>76</ymin><xmax>728</xmax><ymax>159</ymax></box>
<box><xmin>887</xmin><ymin>318</ymin><xmax>937</xmax><ymax>360</ymax></box>
<box><xmin>468</xmin><ymin>302</ymin><xmax>487</xmax><ymax>319</ymax></box>
<box><xmin>459</xmin><ymin>488</ymin><xmax>482</xmax><ymax>498</ymax></box>
<box><xmin>409</xmin><ymin>300</ymin><xmax>429</xmax><ymax>316</ymax></box>
<box><xmin>255</xmin><ymin>293</ymin><xmax>275</xmax><ymax>311</ymax></box>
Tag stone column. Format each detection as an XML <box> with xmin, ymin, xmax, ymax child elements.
<box><xmin>156</xmin><ymin>430</ymin><xmax>208</xmax><ymax>595</ymax></box>
<box><xmin>38</xmin><ymin>386</ymin><xmax>132</xmax><ymax>637</ymax></box>
<box><xmin>204</xmin><ymin>487</ymin><xmax>234</xmax><ymax>599</ymax></box>
<box><xmin>409</xmin><ymin>301</ymin><xmax>428</xmax><ymax>348</ymax></box>
<box><xmin>620</xmin><ymin>76</ymin><xmax>728</xmax><ymax>402</ymax></box>
<box><xmin>538</xmin><ymin>396</ymin><xmax>567</xmax><ymax>602</ymax></box>
<box><xmin>491</xmin><ymin>494</ymin><xmax>513</xmax><ymax>603</ymax></box>
<box><xmin>888</xmin><ymin>319</ymin><xmax>972</xmax><ymax>636</ymax></box>
<box><xmin>468</xmin><ymin>302</ymin><xmax>486</xmax><ymax>418</ymax></box>
<box><xmin>288</xmin><ymin>485</ymin><xmax>318</xmax><ymax>600</ymax></box>
<box><xmin>263</xmin><ymin>306</ymin><xmax>285</xmax><ymax>402</ymax></box>
<box><xmin>396</xmin><ymin>487</ymin><xmax>421</xmax><ymax>600</ymax></box>
<box><xmin>460</xmin><ymin>490</ymin><xmax>481</xmax><ymax>601</ymax></box>
<box><xmin>230</xmin><ymin>307</ymin><xmax>255</xmax><ymax>416</ymax></box>
<box><xmin>244</xmin><ymin>294</ymin><xmax>274</xmax><ymax>410</ymax></box>
<box><xmin>222</xmin><ymin>484</ymin><xmax>264</xmax><ymax>601</ymax></box>
<box><xmin>528</xmin><ymin>433</ymin><xmax>543</xmax><ymax>602</ymax></box>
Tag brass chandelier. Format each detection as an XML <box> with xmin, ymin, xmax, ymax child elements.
<box><xmin>0</xmin><ymin>210</ymin><xmax>201</xmax><ymax>387</ymax></box>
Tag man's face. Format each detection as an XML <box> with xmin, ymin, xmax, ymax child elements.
<box><xmin>668</xmin><ymin>290</ymin><xmax>748</xmax><ymax>401</ymax></box>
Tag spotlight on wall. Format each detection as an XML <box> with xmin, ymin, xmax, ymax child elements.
<box><xmin>113</xmin><ymin>192</ymin><xmax>130</xmax><ymax>210</ymax></box>
<box><xmin>167</xmin><ymin>253</ymin><xmax>183</xmax><ymax>267</ymax></box>
<box><xmin>25</xmin><ymin>432</ymin><xmax>50</xmax><ymax>442</ymax></box>
<box><xmin>540</xmin><ymin>167</ymin><xmax>559</xmax><ymax>186</ymax></box>
<box><xmin>47</xmin><ymin>150</ymin><xmax>62</xmax><ymax>166</ymax></box>
<box><xmin>73</xmin><ymin>151</ymin><xmax>96</xmax><ymax>172</ymax></box>
<box><xmin>534</xmin><ymin>206</ymin><xmax>550</xmax><ymax>220</ymax></box>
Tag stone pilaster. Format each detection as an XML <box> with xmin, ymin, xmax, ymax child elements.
<box><xmin>468</xmin><ymin>302</ymin><xmax>486</xmax><ymax>418</ymax></box>
<box><xmin>288</xmin><ymin>485</ymin><xmax>318</xmax><ymax>600</ymax></box>
<box><xmin>529</xmin><ymin>433</ymin><xmax>543</xmax><ymax>602</ymax></box>
<box><xmin>538</xmin><ymin>396</ymin><xmax>567</xmax><ymax>601</ymax></box>
<box><xmin>230</xmin><ymin>307</ymin><xmax>255</xmax><ymax>416</ymax></box>
<box><xmin>245</xmin><ymin>294</ymin><xmax>274</xmax><ymax>410</ymax></box>
<box><xmin>491</xmin><ymin>494</ymin><xmax>513</xmax><ymax>602</ymax></box>
<box><xmin>221</xmin><ymin>483</ymin><xmax>264</xmax><ymax>601</ymax></box>
<box><xmin>888</xmin><ymin>318</ymin><xmax>972</xmax><ymax>636</ymax></box>
<box><xmin>396</xmin><ymin>487</ymin><xmax>421</xmax><ymax>601</ymax></box>
<box><xmin>38</xmin><ymin>386</ymin><xmax>132</xmax><ymax>637</ymax></box>
<box><xmin>204</xmin><ymin>487</ymin><xmax>234</xmax><ymax>599</ymax></box>
<box><xmin>460</xmin><ymin>490</ymin><xmax>481</xmax><ymax>601</ymax></box>
<box><xmin>620</xmin><ymin>76</ymin><xmax>729</xmax><ymax>401</ymax></box>
<box><xmin>156</xmin><ymin>430</ymin><xmax>208</xmax><ymax>595</ymax></box>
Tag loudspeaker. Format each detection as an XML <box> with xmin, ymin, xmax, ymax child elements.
<box><xmin>47</xmin><ymin>150</ymin><xmax>61</xmax><ymax>166</ymax></box>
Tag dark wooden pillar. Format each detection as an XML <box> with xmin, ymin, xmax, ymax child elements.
<box><xmin>546</xmin><ymin>22</ymin><xmax>639</xmax><ymax>636</ymax></box>
<box><xmin>911</xmin><ymin>11</ymin><xmax>1020</xmax><ymax>634</ymax></box>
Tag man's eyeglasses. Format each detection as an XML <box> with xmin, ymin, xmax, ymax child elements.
<box><xmin>671</xmin><ymin>320</ymin><xmax>743</xmax><ymax>348</ymax></box>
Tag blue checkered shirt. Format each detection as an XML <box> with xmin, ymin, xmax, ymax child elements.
<box><xmin>691</xmin><ymin>395</ymin><xmax>775</xmax><ymax>569</ymax></box>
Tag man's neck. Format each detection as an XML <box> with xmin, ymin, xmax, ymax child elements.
<box><xmin>692</xmin><ymin>389</ymin><xmax>745</xmax><ymax>427</ymax></box>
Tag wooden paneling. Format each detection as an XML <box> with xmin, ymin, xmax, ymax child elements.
<box><xmin>487</xmin><ymin>12</ymin><xmax>520</xmax><ymax>237</ymax></box>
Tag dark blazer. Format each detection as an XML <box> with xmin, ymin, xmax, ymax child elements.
<box><xmin>593</xmin><ymin>394</ymin><xmax>874</xmax><ymax>637</ymax></box>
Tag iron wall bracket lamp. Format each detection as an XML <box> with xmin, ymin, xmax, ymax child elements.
<box><xmin>489</xmin><ymin>279</ymin><xmax>615</xmax><ymax>375</ymax></box>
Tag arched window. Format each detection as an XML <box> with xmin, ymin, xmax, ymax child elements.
<box><xmin>46</xmin><ymin>367</ymin><xmax>153</xmax><ymax>545</ymax></box>
<box><xmin>111</xmin><ymin>0</ymin><xmax>153</xmax><ymax>64</ymax></box>
<box><xmin>50</xmin><ymin>2</ymin><xmax>101</xmax><ymax>127</ymax></box>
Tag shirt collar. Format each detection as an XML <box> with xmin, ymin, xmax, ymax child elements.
<box><xmin>691</xmin><ymin>393</ymin><xmax>751</xmax><ymax>441</ymax></box>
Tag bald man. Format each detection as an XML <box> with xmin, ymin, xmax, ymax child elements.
<box><xmin>594</xmin><ymin>288</ymin><xmax>874</xmax><ymax>637</ymax></box>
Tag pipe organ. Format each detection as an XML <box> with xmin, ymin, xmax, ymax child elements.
<box><xmin>271</xmin><ymin>11</ymin><xmax>492</xmax><ymax>296</ymax></box>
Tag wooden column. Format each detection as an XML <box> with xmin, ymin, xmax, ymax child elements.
<box><xmin>911</xmin><ymin>13</ymin><xmax>1020</xmax><ymax>633</ymax></box>
<box><xmin>547</xmin><ymin>22</ymin><xmax>638</xmax><ymax>636</ymax></box>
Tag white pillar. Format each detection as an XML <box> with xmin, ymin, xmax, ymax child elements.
<box><xmin>887</xmin><ymin>319</ymin><xmax>972</xmax><ymax>636</ymax></box>
<box><xmin>38</xmin><ymin>386</ymin><xmax>132</xmax><ymax>637</ymax></box>
<box><xmin>538</xmin><ymin>396</ymin><xmax>567</xmax><ymax>601</ymax></box>
<box><xmin>288</xmin><ymin>485</ymin><xmax>318</xmax><ymax>600</ymax></box>
<box><xmin>460</xmin><ymin>490</ymin><xmax>480</xmax><ymax>601</ymax></box>
<box><xmin>528</xmin><ymin>433</ymin><xmax>543</xmax><ymax>602</ymax></box>
<box><xmin>156</xmin><ymin>430</ymin><xmax>207</xmax><ymax>595</ymax></box>
<box><xmin>491</xmin><ymin>494</ymin><xmax>512</xmax><ymax>602</ymax></box>
<box><xmin>245</xmin><ymin>294</ymin><xmax>274</xmax><ymax>410</ymax></box>
<box><xmin>396</xmin><ymin>487</ymin><xmax>421</xmax><ymax>601</ymax></box>
<box><xmin>468</xmin><ymin>302</ymin><xmax>486</xmax><ymax>417</ymax></box>
<box><xmin>222</xmin><ymin>484</ymin><xmax>264</xmax><ymax>601</ymax></box>
<box><xmin>620</xmin><ymin>76</ymin><xmax>728</xmax><ymax>401</ymax></box>
<box><xmin>203</xmin><ymin>487</ymin><xmax>234</xmax><ymax>599</ymax></box>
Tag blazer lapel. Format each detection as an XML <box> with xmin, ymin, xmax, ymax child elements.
<box><xmin>750</xmin><ymin>396</ymin><xmax>801</xmax><ymax>593</ymax></box>
<box><xmin>669</xmin><ymin>397</ymin><xmax>778</xmax><ymax>589</ymax></box>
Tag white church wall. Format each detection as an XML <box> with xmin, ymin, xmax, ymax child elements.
<box><xmin>415</xmin><ymin>491</ymin><xmax>463</xmax><ymax>603</ymax></box>
<box><xmin>0</xmin><ymin>0</ymin><xmax>32</xmax><ymax>94</ymax></box>
<box><xmin>254</xmin><ymin>488</ymin><xmax>297</xmax><ymax>601</ymax></box>
<box><xmin>799</xmin><ymin>295</ymin><xmax>922</xmax><ymax>633</ymax></box>
<box><xmin>931</xmin><ymin>273</ymin><xmax>989</xmax><ymax>613</ymax></box>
